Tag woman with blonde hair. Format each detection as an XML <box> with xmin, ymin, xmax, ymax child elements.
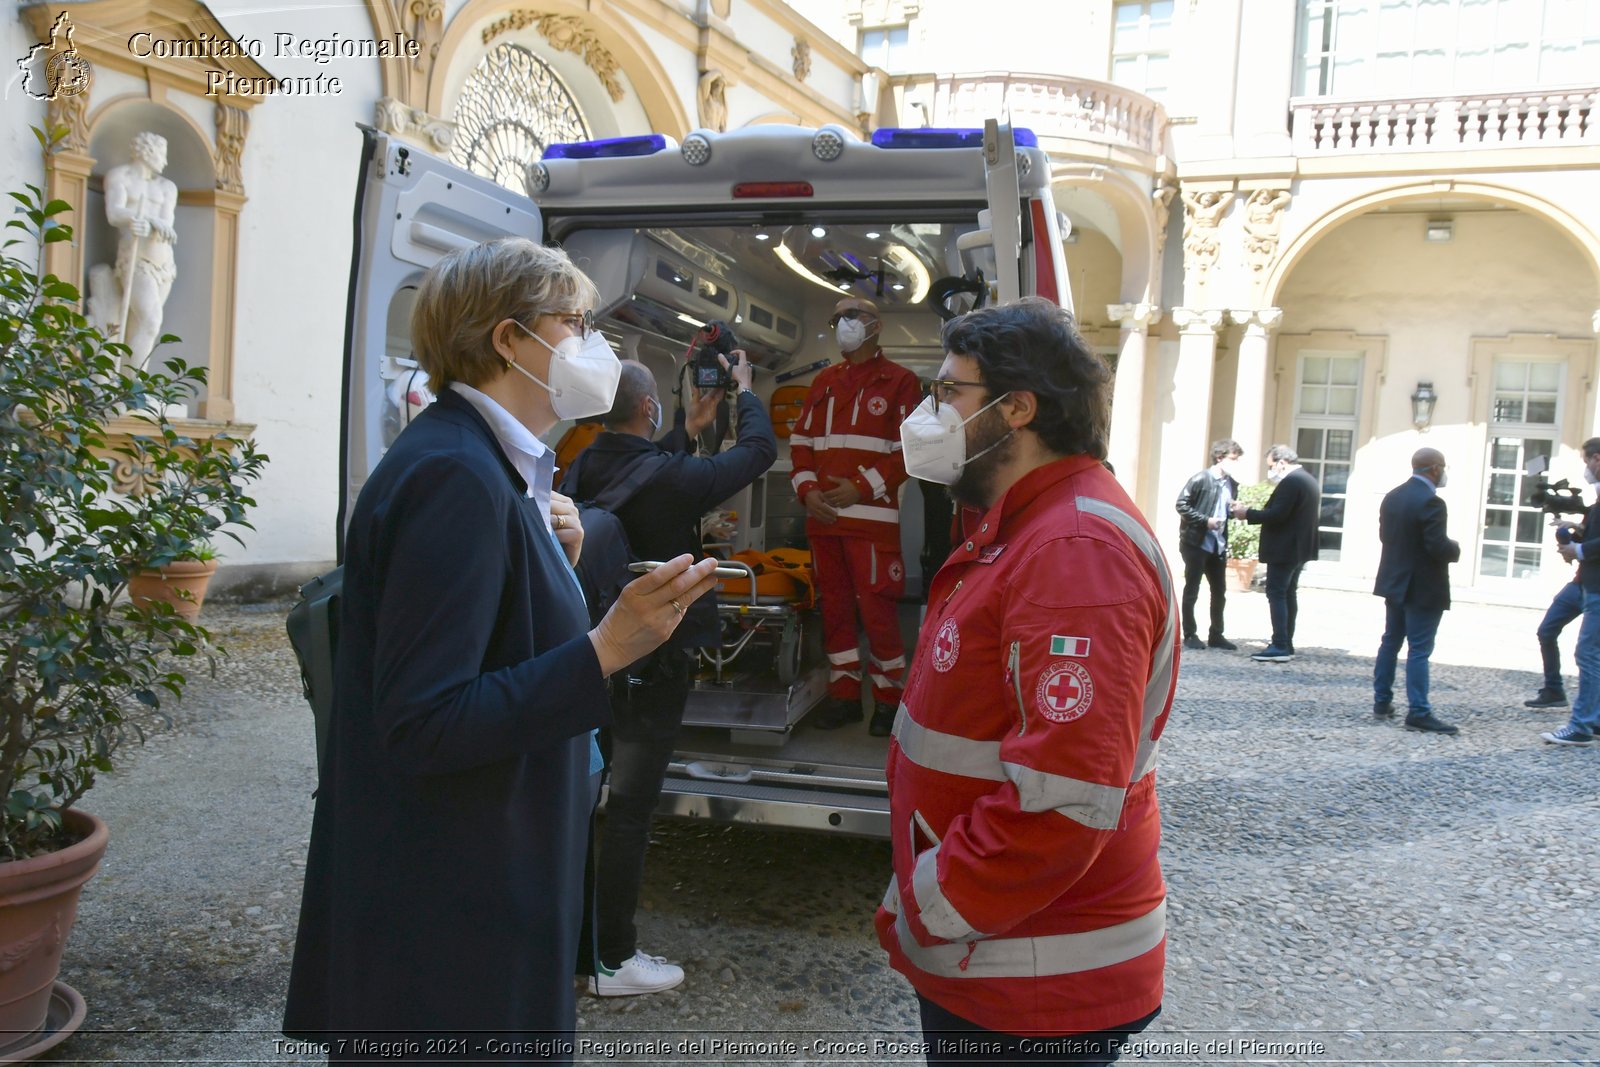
<box><xmin>285</xmin><ymin>237</ymin><xmax>718</xmax><ymax>1060</ymax></box>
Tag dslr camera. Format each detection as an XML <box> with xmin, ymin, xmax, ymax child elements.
<box><xmin>690</xmin><ymin>320</ymin><xmax>737</xmax><ymax>391</ymax></box>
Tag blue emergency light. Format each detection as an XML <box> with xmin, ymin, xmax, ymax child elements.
<box><xmin>542</xmin><ymin>134</ymin><xmax>669</xmax><ymax>160</ymax></box>
<box><xmin>870</xmin><ymin>127</ymin><xmax>1039</xmax><ymax>150</ymax></box>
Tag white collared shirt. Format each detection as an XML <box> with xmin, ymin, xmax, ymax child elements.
<box><xmin>449</xmin><ymin>382</ymin><xmax>555</xmax><ymax>530</ymax></box>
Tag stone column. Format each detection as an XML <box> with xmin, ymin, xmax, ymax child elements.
<box><xmin>1227</xmin><ymin>307</ymin><xmax>1283</xmax><ymax>482</ymax></box>
<box><xmin>1161</xmin><ymin>309</ymin><xmax>1225</xmax><ymax>547</ymax></box>
<box><xmin>1106</xmin><ymin>302</ymin><xmax>1162</xmax><ymax>496</ymax></box>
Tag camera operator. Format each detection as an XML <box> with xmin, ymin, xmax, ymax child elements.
<box><xmin>1541</xmin><ymin>438</ymin><xmax>1600</xmax><ymax>747</ymax></box>
<box><xmin>1523</xmin><ymin>453</ymin><xmax>1597</xmax><ymax>710</ymax></box>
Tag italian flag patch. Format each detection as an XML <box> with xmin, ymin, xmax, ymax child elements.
<box><xmin>1050</xmin><ymin>635</ymin><xmax>1091</xmax><ymax>658</ymax></box>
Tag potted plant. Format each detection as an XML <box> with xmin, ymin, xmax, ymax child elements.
<box><xmin>1225</xmin><ymin>482</ymin><xmax>1274</xmax><ymax>591</ymax></box>
<box><xmin>126</xmin><ymin>541</ymin><xmax>219</xmax><ymax>620</ymax></box>
<box><xmin>0</xmin><ymin>135</ymin><xmax>266</xmax><ymax>1057</ymax></box>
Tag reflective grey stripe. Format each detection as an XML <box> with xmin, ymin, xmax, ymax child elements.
<box><xmin>895</xmin><ymin>900</ymin><xmax>1166</xmax><ymax>980</ymax></box>
<box><xmin>893</xmin><ymin>704</ymin><xmax>1004</xmax><ymax>782</ymax></box>
<box><xmin>883</xmin><ymin>876</ymin><xmax>901</xmax><ymax>914</ymax></box>
<box><xmin>1075</xmin><ymin>496</ymin><xmax>1176</xmax><ymax>783</ymax></box>
<box><xmin>1002</xmin><ymin>762</ymin><xmax>1127</xmax><ymax>830</ymax></box>
<box><xmin>912</xmin><ymin>843</ymin><xmax>983</xmax><ymax>941</ymax></box>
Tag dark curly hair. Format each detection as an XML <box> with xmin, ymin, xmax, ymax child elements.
<box><xmin>939</xmin><ymin>297</ymin><xmax>1112</xmax><ymax>460</ymax></box>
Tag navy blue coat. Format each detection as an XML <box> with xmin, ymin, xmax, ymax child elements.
<box><xmin>1244</xmin><ymin>466</ymin><xmax>1322</xmax><ymax>565</ymax></box>
<box><xmin>284</xmin><ymin>389</ymin><xmax>610</xmax><ymax>1058</ymax></box>
<box><xmin>1373</xmin><ymin>475</ymin><xmax>1461</xmax><ymax>612</ymax></box>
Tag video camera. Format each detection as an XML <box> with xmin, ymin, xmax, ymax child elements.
<box><xmin>689</xmin><ymin>320</ymin><xmax>738</xmax><ymax>391</ymax></box>
<box><xmin>1530</xmin><ymin>476</ymin><xmax>1588</xmax><ymax>518</ymax></box>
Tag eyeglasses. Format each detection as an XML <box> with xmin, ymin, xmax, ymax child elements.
<box><xmin>828</xmin><ymin>308</ymin><xmax>875</xmax><ymax>327</ymax></box>
<box><xmin>926</xmin><ymin>377</ymin><xmax>985</xmax><ymax>414</ymax></box>
<box><xmin>540</xmin><ymin>310</ymin><xmax>594</xmax><ymax>339</ymax></box>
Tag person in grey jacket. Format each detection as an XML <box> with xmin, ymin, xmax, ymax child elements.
<box><xmin>1175</xmin><ymin>439</ymin><xmax>1243</xmax><ymax>651</ymax></box>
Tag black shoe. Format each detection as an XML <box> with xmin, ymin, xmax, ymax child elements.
<box><xmin>1525</xmin><ymin>688</ymin><xmax>1569</xmax><ymax>709</ymax></box>
<box><xmin>1182</xmin><ymin>635</ymin><xmax>1205</xmax><ymax>651</ymax></box>
<box><xmin>1207</xmin><ymin>636</ymin><xmax>1237</xmax><ymax>651</ymax></box>
<box><xmin>1374</xmin><ymin>702</ymin><xmax>1395</xmax><ymax>719</ymax></box>
<box><xmin>1251</xmin><ymin>646</ymin><xmax>1293</xmax><ymax>662</ymax></box>
<box><xmin>811</xmin><ymin>698</ymin><xmax>863</xmax><ymax>730</ymax></box>
<box><xmin>1405</xmin><ymin>711</ymin><xmax>1459</xmax><ymax>735</ymax></box>
<box><xmin>869</xmin><ymin>702</ymin><xmax>897</xmax><ymax>738</ymax></box>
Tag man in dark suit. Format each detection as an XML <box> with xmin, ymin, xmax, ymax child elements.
<box><xmin>1543</xmin><ymin>437</ymin><xmax>1600</xmax><ymax>746</ymax></box>
<box><xmin>1372</xmin><ymin>447</ymin><xmax>1461</xmax><ymax>734</ymax></box>
<box><xmin>1230</xmin><ymin>443</ymin><xmax>1320</xmax><ymax>662</ymax></box>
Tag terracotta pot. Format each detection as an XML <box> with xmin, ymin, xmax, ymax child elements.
<box><xmin>1226</xmin><ymin>558</ymin><xmax>1259</xmax><ymax>592</ymax></box>
<box><xmin>127</xmin><ymin>559</ymin><xmax>219</xmax><ymax>620</ymax></box>
<box><xmin>0</xmin><ymin>810</ymin><xmax>107</xmax><ymax>1048</ymax></box>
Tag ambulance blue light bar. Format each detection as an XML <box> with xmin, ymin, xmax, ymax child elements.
<box><xmin>542</xmin><ymin>135</ymin><xmax>668</xmax><ymax>160</ymax></box>
<box><xmin>870</xmin><ymin>127</ymin><xmax>1039</xmax><ymax>150</ymax></box>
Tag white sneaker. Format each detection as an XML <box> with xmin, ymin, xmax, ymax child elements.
<box><xmin>588</xmin><ymin>950</ymin><xmax>684</xmax><ymax>996</ymax></box>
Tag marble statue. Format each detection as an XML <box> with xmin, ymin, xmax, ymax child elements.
<box><xmin>89</xmin><ymin>132</ymin><xmax>178</xmax><ymax>368</ymax></box>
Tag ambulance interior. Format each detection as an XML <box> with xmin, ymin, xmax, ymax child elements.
<box><xmin>550</xmin><ymin>213</ymin><xmax>999</xmax><ymax>757</ymax></box>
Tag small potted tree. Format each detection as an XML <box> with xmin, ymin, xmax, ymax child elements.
<box><xmin>1225</xmin><ymin>482</ymin><xmax>1274</xmax><ymax>591</ymax></box>
<box><xmin>0</xmin><ymin>136</ymin><xmax>266</xmax><ymax>1057</ymax></box>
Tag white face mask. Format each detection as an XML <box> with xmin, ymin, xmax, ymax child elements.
<box><xmin>836</xmin><ymin>318</ymin><xmax>870</xmax><ymax>353</ymax></box>
<box><xmin>1266</xmin><ymin>463</ymin><xmax>1285</xmax><ymax>484</ymax></box>
<box><xmin>1585</xmin><ymin>466</ymin><xmax>1599</xmax><ymax>486</ymax></box>
<box><xmin>1435</xmin><ymin>471</ymin><xmax>1448</xmax><ymax>489</ymax></box>
<box><xmin>510</xmin><ymin>321</ymin><xmax>622</xmax><ymax>421</ymax></box>
<box><xmin>899</xmin><ymin>392</ymin><xmax>1013</xmax><ymax>485</ymax></box>
<box><xmin>646</xmin><ymin>397</ymin><xmax>662</xmax><ymax>436</ymax></box>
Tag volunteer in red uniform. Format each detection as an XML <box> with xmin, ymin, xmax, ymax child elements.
<box><xmin>877</xmin><ymin>298</ymin><xmax>1176</xmax><ymax>1064</ymax></box>
<box><xmin>790</xmin><ymin>296</ymin><xmax>923</xmax><ymax>737</ymax></box>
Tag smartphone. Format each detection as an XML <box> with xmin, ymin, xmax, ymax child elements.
<box><xmin>628</xmin><ymin>560</ymin><xmax>751</xmax><ymax>580</ymax></box>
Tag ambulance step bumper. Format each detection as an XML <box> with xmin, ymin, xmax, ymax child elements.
<box><xmin>657</xmin><ymin>776</ymin><xmax>890</xmax><ymax>838</ymax></box>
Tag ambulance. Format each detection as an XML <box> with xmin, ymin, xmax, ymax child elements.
<box><xmin>340</xmin><ymin>120</ymin><xmax>1071</xmax><ymax>838</ymax></box>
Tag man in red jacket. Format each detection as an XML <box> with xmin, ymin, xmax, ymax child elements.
<box><xmin>790</xmin><ymin>296</ymin><xmax>923</xmax><ymax>737</ymax></box>
<box><xmin>879</xmin><ymin>297</ymin><xmax>1174</xmax><ymax>1064</ymax></box>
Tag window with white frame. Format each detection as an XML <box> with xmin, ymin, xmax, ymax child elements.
<box><xmin>859</xmin><ymin>25</ymin><xmax>909</xmax><ymax>71</ymax></box>
<box><xmin>1292</xmin><ymin>353</ymin><xmax>1361</xmax><ymax>561</ymax></box>
<box><xmin>1111</xmin><ymin>1</ymin><xmax>1173</xmax><ymax>100</ymax></box>
<box><xmin>1295</xmin><ymin>0</ymin><xmax>1600</xmax><ymax>97</ymax></box>
<box><xmin>1480</xmin><ymin>359</ymin><xmax>1563</xmax><ymax>580</ymax></box>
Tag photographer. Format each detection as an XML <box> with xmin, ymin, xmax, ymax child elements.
<box><xmin>1525</xmin><ymin>464</ymin><xmax>1593</xmax><ymax>709</ymax></box>
<box><xmin>1542</xmin><ymin>438</ymin><xmax>1600</xmax><ymax>747</ymax></box>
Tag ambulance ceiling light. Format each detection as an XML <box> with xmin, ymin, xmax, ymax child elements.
<box><xmin>865</xmin><ymin>231</ymin><xmax>881</xmax><ymax>239</ymax></box>
<box><xmin>773</xmin><ymin>241</ymin><xmax>858</xmax><ymax>296</ymax></box>
<box><xmin>543</xmin><ymin>134</ymin><xmax>668</xmax><ymax>160</ymax></box>
<box><xmin>870</xmin><ymin>127</ymin><xmax>1039</xmax><ymax>150</ymax></box>
<box><xmin>755</xmin><ymin>232</ymin><xmax>771</xmax><ymax>241</ymax></box>
<box><xmin>811</xmin><ymin>226</ymin><xmax>828</xmax><ymax>238</ymax></box>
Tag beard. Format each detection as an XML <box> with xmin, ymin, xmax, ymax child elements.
<box><xmin>949</xmin><ymin>404</ymin><xmax>1017</xmax><ymax>509</ymax></box>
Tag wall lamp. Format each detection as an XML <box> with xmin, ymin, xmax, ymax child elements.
<box><xmin>1411</xmin><ymin>381</ymin><xmax>1438</xmax><ymax>429</ymax></box>
<box><xmin>1424</xmin><ymin>217</ymin><xmax>1453</xmax><ymax>242</ymax></box>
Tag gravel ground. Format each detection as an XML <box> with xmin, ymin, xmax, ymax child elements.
<box><xmin>32</xmin><ymin>586</ymin><xmax>1600</xmax><ymax>1065</ymax></box>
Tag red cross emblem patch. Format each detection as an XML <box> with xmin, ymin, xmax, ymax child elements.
<box><xmin>868</xmin><ymin>395</ymin><xmax>888</xmax><ymax>416</ymax></box>
<box><xmin>932</xmin><ymin>618</ymin><xmax>960</xmax><ymax>673</ymax></box>
<box><xmin>1035</xmin><ymin>661</ymin><xmax>1094</xmax><ymax>723</ymax></box>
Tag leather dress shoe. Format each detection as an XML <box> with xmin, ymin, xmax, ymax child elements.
<box><xmin>1373</xmin><ymin>702</ymin><xmax>1395</xmax><ymax>719</ymax></box>
<box><xmin>811</xmin><ymin>698</ymin><xmax>863</xmax><ymax>730</ymax></box>
<box><xmin>1207</xmin><ymin>636</ymin><xmax>1237</xmax><ymax>651</ymax></box>
<box><xmin>1405</xmin><ymin>711</ymin><xmax>1459</xmax><ymax>735</ymax></box>
<box><xmin>869</xmin><ymin>702</ymin><xmax>897</xmax><ymax>738</ymax></box>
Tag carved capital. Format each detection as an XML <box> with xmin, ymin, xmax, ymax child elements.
<box><xmin>374</xmin><ymin>97</ymin><xmax>456</xmax><ymax>153</ymax></box>
<box><xmin>407</xmin><ymin>0</ymin><xmax>444</xmax><ymax>78</ymax></box>
<box><xmin>483</xmin><ymin>12</ymin><xmax>626</xmax><ymax>103</ymax></box>
<box><xmin>1171</xmin><ymin>308</ymin><xmax>1225</xmax><ymax>335</ymax></box>
<box><xmin>1107</xmin><ymin>303</ymin><xmax>1162</xmax><ymax>330</ymax></box>
<box><xmin>1228</xmin><ymin>307</ymin><xmax>1284</xmax><ymax>335</ymax></box>
<box><xmin>213</xmin><ymin>103</ymin><xmax>248</xmax><ymax>195</ymax></box>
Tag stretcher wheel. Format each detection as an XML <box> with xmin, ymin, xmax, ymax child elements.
<box><xmin>776</xmin><ymin>616</ymin><xmax>801</xmax><ymax>686</ymax></box>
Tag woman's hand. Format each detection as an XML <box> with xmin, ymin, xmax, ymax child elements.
<box><xmin>550</xmin><ymin>491</ymin><xmax>583</xmax><ymax>567</ymax></box>
<box><xmin>589</xmin><ymin>554</ymin><xmax>720</xmax><ymax>677</ymax></box>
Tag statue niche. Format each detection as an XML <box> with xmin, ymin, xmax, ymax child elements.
<box><xmin>87</xmin><ymin>132</ymin><xmax>179</xmax><ymax>369</ymax></box>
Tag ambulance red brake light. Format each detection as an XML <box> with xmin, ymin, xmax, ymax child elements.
<box><xmin>731</xmin><ymin>181</ymin><xmax>815</xmax><ymax>198</ymax></box>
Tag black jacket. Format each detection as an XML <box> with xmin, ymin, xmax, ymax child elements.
<box><xmin>1175</xmin><ymin>467</ymin><xmax>1238</xmax><ymax>551</ymax></box>
<box><xmin>1574</xmin><ymin>500</ymin><xmax>1600</xmax><ymax>593</ymax></box>
<box><xmin>285</xmin><ymin>389</ymin><xmax>610</xmax><ymax>1051</ymax></box>
<box><xmin>565</xmin><ymin>389</ymin><xmax>776</xmax><ymax>650</ymax></box>
<box><xmin>1373</xmin><ymin>475</ymin><xmax>1461</xmax><ymax>611</ymax></box>
<box><xmin>1245</xmin><ymin>466</ymin><xmax>1322</xmax><ymax>566</ymax></box>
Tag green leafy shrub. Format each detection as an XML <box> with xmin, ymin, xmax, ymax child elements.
<box><xmin>0</xmin><ymin>130</ymin><xmax>268</xmax><ymax>858</ymax></box>
<box><xmin>1226</xmin><ymin>482</ymin><xmax>1275</xmax><ymax>560</ymax></box>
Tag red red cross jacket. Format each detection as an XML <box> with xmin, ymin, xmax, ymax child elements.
<box><xmin>789</xmin><ymin>353</ymin><xmax>922</xmax><ymax>548</ymax></box>
<box><xmin>875</xmin><ymin>455</ymin><xmax>1177</xmax><ymax>1036</ymax></box>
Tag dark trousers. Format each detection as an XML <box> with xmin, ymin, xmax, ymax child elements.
<box><xmin>1179</xmin><ymin>543</ymin><xmax>1227</xmax><ymax>640</ymax></box>
<box><xmin>1264</xmin><ymin>560</ymin><xmax>1305</xmax><ymax>651</ymax></box>
<box><xmin>918</xmin><ymin>995</ymin><xmax>1159</xmax><ymax>1065</ymax></box>
<box><xmin>1537</xmin><ymin>580</ymin><xmax>1584</xmax><ymax>692</ymax></box>
<box><xmin>1373</xmin><ymin>598</ymin><xmax>1443</xmax><ymax>712</ymax></box>
<box><xmin>593</xmin><ymin>649</ymin><xmax>693</xmax><ymax>969</ymax></box>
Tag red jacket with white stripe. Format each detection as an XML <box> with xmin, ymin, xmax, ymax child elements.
<box><xmin>789</xmin><ymin>352</ymin><xmax>922</xmax><ymax>549</ymax></box>
<box><xmin>875</xmin><ymin>455</ymin><xmax>1176</xmax><ymax>1036</ymax></box>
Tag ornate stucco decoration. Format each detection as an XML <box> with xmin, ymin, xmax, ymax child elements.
<box><xmin>1181</xmin><ymin>188</ymin><xmax>1231</xmax><ymax>278</ymax></box>
<box><xmin>375</xmin><ymin>97</ymin><xmax>456</xmax><ymax>153</ymax></box>
<box><xmin>46</xmin><ymin>91</ymin><xmax>90</xmax><ymax>155</ymax></box>
<box><xmin>1241</xmin><ymin>187</ymin><xmax>1292</xmax><ymax>274</ymax></box>
<box><xmin>1152</xmin><ymin>177</ymin><xmax>1178</xmax><ymax>260</ymax></box>
<box><xmin>408</xmin><ymin>0</ymin><xmax>443</xmax><ymax>76</ymax></box>
<box><xmin>482</xmin><ymin>12</ymin><xmax>625</xmax><ymax>102</ymax></box>
<box><xmin>698</xmin><ymin>70</ymin><xmax>729</xmax><ymax>132</ymax></box>
<box><xmin>792</xmin><ymin>37</ymin><xmax>812</xmax><ymax>82</ymax></box>
<box><xmin>214</xmin><ymin>104</ymin><xmax>248</xmax><ymax>195</ymax></box>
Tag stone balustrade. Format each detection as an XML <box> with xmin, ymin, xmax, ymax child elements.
<box><xmin>1290</xmin><ymin>87</ymin><xmax>1598</xmax><ymax>153</ymax></box>
<box><xmin>912</xmin><ymin>72</ymin><xmax>1168</xmax><ymax>159</ymax></box>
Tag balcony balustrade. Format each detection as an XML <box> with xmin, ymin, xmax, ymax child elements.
<box><xmin>1290</xmin><ymin>87</ymin><xmax>1597</xmax><ymax>154</ymax></box>
<box><xmin>906</xmin><ymin>73</ymin><xmax>1168</xmax><ymax>162</ymax></box>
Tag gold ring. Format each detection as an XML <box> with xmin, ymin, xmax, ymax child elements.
<box><xmin>670</xmin><ymin>599</ymin><xmax>684</xmax><ymax>615</ymax></box>
<box><xmin>553</xmin><ymin>514</ymin><xmax>565</xmax><ymax>530</ymax></box>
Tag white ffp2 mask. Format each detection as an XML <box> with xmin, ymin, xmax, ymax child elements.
<box><xmin>899</xmin><ymin>393</ymin><xmax>1013</xmax><ymax>485</ymax></box>
<box><xmin>836</xmin><ymin>318</ymin><xmax>869</xmax><ymax>353</ymax></box>
<box><xmin>510</xmin><ymin>322</ymin><xmax>622</xmax><ymax>421</ymax></box>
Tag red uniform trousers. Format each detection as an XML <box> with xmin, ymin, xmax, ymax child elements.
<box><xmin>811</xmin><ymin>533</ymin><xmax>906</xmax><ymax>704</ymax></box>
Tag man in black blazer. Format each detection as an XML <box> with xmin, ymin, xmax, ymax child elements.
<box><xmin>1230</xmin><ymin>443</ymin><xmax>1321</xmax><ymax>662</ymax></box>
<box><xmin>1372</xmin><ymin>447</ymin><xmax>1461</xmax><ymax>734</ymax></box>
